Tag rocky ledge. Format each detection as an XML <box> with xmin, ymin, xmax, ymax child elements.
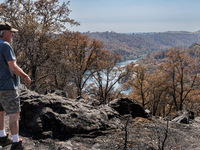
<box><xmin>2</xmin><ymin>88</ymin><xmax>200</xmax><ymax>150</ymax></box>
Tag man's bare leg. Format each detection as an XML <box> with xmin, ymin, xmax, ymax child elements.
<box><xmin>0</xmin><ymin>111</ymin><xmax>6</xmax><ymax>137</ymax></box>
<box><xmin>0</xmin><ymin>111</ymin><xmax>12</xmax><ymax>146</ymax></box>
<box><xmin>9</xmin><ymin>112</ymin><xmax>19</xmax><ymax>142</ymax></box>
<box><xmin>0</xmin><ymin>111</ymin><xmax>5</xmax><ymax>131</ymax></box>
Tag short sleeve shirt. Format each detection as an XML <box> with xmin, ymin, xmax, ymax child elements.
<box><xmin>0</xmin><ymin>39</ymin><xmax>20</xmax><ymax>90</ymax></box>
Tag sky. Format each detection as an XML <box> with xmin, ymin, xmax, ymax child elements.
<box><xmin>65</xmin><ymin>0</ymin><xmax>200</xmax><ymax>33</ymax></box>
<box><xmin>0</xmin><ymin>0</ymin><xmax>200</xmax><ymax>33</ymax></box>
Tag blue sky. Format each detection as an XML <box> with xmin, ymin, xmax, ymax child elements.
<box><xmin>66</xmin><ymin>0</ymin><xmax>200</xmax><ymax>33</ymax></box>
<box><xmin>0</xmin><ymin>0</ymin><xmax>200</xmax><ymax>33</ymax></box>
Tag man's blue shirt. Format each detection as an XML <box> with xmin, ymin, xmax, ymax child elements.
<box><xmin>0</xmin><ymin>39</ymin><xmax>20</xmax><ymax>90</ymax></box>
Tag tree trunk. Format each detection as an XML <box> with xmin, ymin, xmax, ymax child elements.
<box><xmin>31</xmin><ymin>65</ymin><xmax>37</xmax><ymax>91</ymax></box>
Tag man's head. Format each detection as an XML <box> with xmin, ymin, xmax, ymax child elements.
<box><xmin>0</xmin><ymin>22</ymin><xmax>18</xmax><ymax>32</ymax></box>
<box><xmin>0</xmin><ymin>22</ymin><xmax>18</xmax><ymax>42</ymax></box>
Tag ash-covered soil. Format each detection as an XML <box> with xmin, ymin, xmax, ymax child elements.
<box><xmin>1</xmin><ymin>115</ymin><xmax>200</xmax><ymax>150</ymax></box>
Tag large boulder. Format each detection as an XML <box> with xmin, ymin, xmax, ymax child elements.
<box><xmin>108</xmin><ymin>97</ymin><xmax>147</xmax><ymax>118</ymax></box>
<box><xmin>19</xmin><ymin>89</ymin><xmax>124</xmax><ymax>139</ymax></box>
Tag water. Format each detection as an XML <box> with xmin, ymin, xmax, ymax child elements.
<box><xmin>86</xmin><ymin>59</ymin><xmax>137</xmax><ymax>95</ymax></box>
<box><xmin>114</xmin><ymin>59</ymin><xmax>137</xmax><ymax>94</ymax></box>
<box><xmin>116</xmin><ymin>59</ymin><xmax>137</xmax><ymax>67</ymax></box>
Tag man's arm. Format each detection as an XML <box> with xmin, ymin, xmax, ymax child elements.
<box><xmin>7</xmin><ymin>60</ymin><xmax>31</xmax><ymax>85</ymax></box>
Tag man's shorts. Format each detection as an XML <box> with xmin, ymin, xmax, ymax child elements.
<box><xmin>0</xmin><ymin>89</ymin><xmax>20</xmax><ymax>115</ymax></box>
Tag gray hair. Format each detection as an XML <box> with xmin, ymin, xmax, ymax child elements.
<box><xmin>0</xmin><ymin>30</ymin><xmax>3</xmax><ymax>38</ymax></box>
<box><xmin>0</xmin><ymin>30</ymin><xmax>9</xmax><ymax>38</ymax></box>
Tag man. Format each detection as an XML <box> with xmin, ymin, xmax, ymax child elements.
<box><xmin>0</xmin><ymin>22</ymin><xmax>31</xmax><ymax>150</ymax></box>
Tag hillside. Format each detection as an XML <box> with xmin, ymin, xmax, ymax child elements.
<box><xmin>135</xmin><ymin>42</ymin><xmax>200</xmax><ymax>74</ymax></box>
<box><xmin>82</xmin><ymin>31</ymin><xmax>200</xmax><ymax>60</ymax></box>
<box><xmin>2</xmin><ymin>87</ymin><xmax>200</xmax><ymax>150</ymax></box>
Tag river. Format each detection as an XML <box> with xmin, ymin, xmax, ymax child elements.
<box><xmin>87</xmin><ymin>59</ymin><xmax>137</xmax><ymax>95</ymax></box>
<box><xmin>114</xmin><ymin>59</ymin><xmax>137</xmax><ymax>94</ymax></box>
<box><xmin>86</xmin><ymin>59</ymin><xmax>137</xmax><ymax>95</ymax></box>
<box><xmin>116</xmin><ymin>59</ymin><xmax>137</xmax><ymax>67</ymax></box>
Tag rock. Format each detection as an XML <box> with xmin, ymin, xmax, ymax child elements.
<box><xmin>19</xmin><ymin>88</ymin><xmax>40</xmax><ymax>100</ymax></box>
<box><xmin>171</xmin><ymin>110</ymin><xmax>194</xmax><ymax>124</ymax></box>
<box><xmin>6</xmin><ymin>87</ymin><xmax>200</xmax><ymax>150</ymax></box>
<box><xmin>108</xmin><ymin>97</ymin><xmax>147</xmax><ymax>118</ymax></box>
<box><xmin>76</xmin><ymin>96</ymin><xmax>84</xmax><ymax>100</ymax></box>
<box><xmin>86</xmin><ymin>97</ymin><xmax>101</xmax><ymax>107</ymax></box>
<box><xmin>193</xmin><ymin>117</ymin><xmax>200</xmax><ymax>124</ymax></box>
<box><xmin>147</xmin><ymin>147</ymin><xmax>157</xmax><ymax>150</ymax></box>
<box><xmin>145</xmin><ymin>109</ymin><xmax>151</xmax><ymax>114</ymax></box>
<box><xmin>19</xmin><ymin>89</ymin><xmax>125</xmax><ymax>139</ymax></box>
<box><xmin>45</xmin><ymin>90</ymin><xmax>68</xmax><ymax>98</ymax></box>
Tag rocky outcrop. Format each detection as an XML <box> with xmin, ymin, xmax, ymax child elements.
<box><xmin>19</xmin><ymin>88</ymin><xmax>147</xmax><ymax>139</ymax></box>
<box><xmin>3</xmin><ymin>87</ymin><xmax>198</xmax><ymax>150</ymax></box>
<box><xmin>171</xmin><ymin>110</ymin><xmax>194</xmax><ymax>124</ymax></box>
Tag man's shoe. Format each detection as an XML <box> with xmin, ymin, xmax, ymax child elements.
<box><xmin>0</xmin><ymin>133</ymin><xmax>12</xmax><ymax>146</ymax></box>
<box><xmin>10</xmin><ymin>139</ymin><xmax>31</xmax><ymax>150</ymax></box>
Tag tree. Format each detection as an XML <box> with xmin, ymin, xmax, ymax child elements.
<box><xmin>159</xmin><ymin>48</ymin><xmax>200</xmax><ymax>111</ymax></box>
<box><xmin>88</xmin><ymin>51</ymin><xmax>133</xmax><ymax>103</ymax></box>
<box><xmin>0</xmin><ymin>0</ymin><xmax>79</xmax><ymax>91</ymax></box>
<box><xmin>55</xmin><ymin>31</ymin><xmax>107</xmax><ymax>97</ymax></box>
<box><xmin>126</xmin><ymin>65</ymin><xmax>150</xmax><ymax>108</ymax></box>
<box><xmin>146</xmin><ymin>70</ymin><xmax>169</xmax><ymax>116</ymax></box>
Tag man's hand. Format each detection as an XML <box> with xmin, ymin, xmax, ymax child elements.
<box><xmin>24</xmin><ymin>76</ymin><xmax>31</xmax><ymax>85</ymax></box>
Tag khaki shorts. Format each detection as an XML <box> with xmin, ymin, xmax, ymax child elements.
<box><xmin>0</xmin><ymin>90</ymin><xmax>20</xmax><ymax>115</ymax></box>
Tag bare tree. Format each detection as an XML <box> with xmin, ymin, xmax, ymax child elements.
<box><xmin>127</xmin><ymin>65</ymin><xmax>150</xmax><ymax>108</ymax></box>
<box><xmin>159</xmin><ymin>48</ymin><xmax>200</xmax><ymax>110</ymax></box>
<box><xmin>54</xmin><ymin>31</ymin><xmax>108</xmax><ymax>97</ymax></box>
<box><xmin>88</xmin><ymin>52</ymin><xmax>134</xmax><ymax>103</ymax></box>
<box><xmin>0</xmin><ymin>0</ymin><xmax>79</xmax><ymax>92</ymax></box>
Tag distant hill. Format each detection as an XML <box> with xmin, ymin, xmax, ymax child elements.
<box><xmin>82</xmin><ymin>31</ymin><xmax>200</xmax><ymax>60</ymax></box>
<box><xmin>135</xmin><ymin>41</ymin><xmax>200</xmax><ymax>74</ymax></box>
